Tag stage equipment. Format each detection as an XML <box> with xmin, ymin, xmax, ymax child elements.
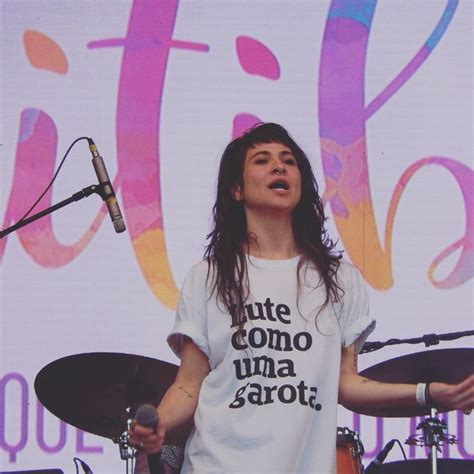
<box><xmin>336</xmin><ymin>427</ymin><xmax>364</xmax><ymax>474</ymax></box>
<box><xmin>35</xmin><ymin>353</ymin><xmax>178</xmax><ymax>473</ymax></box>
<box><xmin>87</xmin><ymin>138</ymin><xmax>126</xmax><ymax>233</ymax></box>
<box><xmin>360</xmin><ymin>348</ymin><xmax>473</xmax><ymax>474</ymax></box>
<box><xmin>378</xmin><ymin>459</ymin><xmax>473</xmax><ymax>473</ymax></box>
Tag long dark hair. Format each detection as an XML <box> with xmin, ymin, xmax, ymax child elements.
<box><xmin>204</xmin><ymin>123</ymin><xmax>342</xmax><ymax>327</ymax></box>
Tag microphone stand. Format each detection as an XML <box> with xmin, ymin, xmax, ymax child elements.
<box><xmin>360</xmin><ymin>330</ymin><xmax>474</xmax><ymax>354</ymax></box>
<box><xmin>0</xmin><ymin>184</ymin><xmax>106</xmax><ymax>238</ymax></box>
<box><xmin>3</xmin><ymin>186</ymin><xmax>138</xmax><ymax>473</ymax></box>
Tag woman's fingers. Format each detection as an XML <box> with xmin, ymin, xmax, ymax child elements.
<box><xmin>451</xmin><ymin>374</ymin><xmax>474</xmax><ymax>409</ymax></box>
<box><xmin>129</xmin><ymin>422</ymin><xmax>165</xmax><ymax>454</ymax></box>
<box><xmin>430</xmin><ymin>374</ymin><xmax>474</xmax><ymax>411</ymax></box>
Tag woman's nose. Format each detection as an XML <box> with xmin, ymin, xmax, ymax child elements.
<box><xmin>271</xmin><ymin>162</ymin><xmax>286</xmax><ymax>174</ymax></box>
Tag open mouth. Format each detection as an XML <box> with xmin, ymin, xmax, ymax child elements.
<box><xmin>269</xmin><ymin>181</ymin><xmax>289</xmax><ymax>190</ymax></box>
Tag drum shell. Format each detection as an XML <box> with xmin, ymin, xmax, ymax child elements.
<box><xmin>336</xmin><ymin>427</ymin><xmax>364</xmax><ymax>474</ymax></box>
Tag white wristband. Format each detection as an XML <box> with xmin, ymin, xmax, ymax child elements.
<box><xmin>416</xmin><ymin>383</ymin><xmax>427</xmax><ymax>407</ymax></box>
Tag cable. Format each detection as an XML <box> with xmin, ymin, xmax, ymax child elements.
<box><xmin>394</xmin><ymin>438</ymin><xmax>407</xmax><ymax>460</ymax></box>
<box><xmin>73</xmin><ymin>456</ymin><xmax>81</xmax><ymax>474</ymax></box>
<box><xmin>73</xmin><ymin>456</ymin><xmax>93</xmax><ymax>473</ymax></box>
<box><xmin>16</xmin><ymin>136</ymin><xmax>90</xmax><ymax>223</ymax></box>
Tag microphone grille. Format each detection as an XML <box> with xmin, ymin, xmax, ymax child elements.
<box><xmin>135</xmin><ymin>403</ymin><xmax>158</xmax><ymax>428</ymax></box>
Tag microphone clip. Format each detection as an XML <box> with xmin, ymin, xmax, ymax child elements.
<box><xmin>94</xmin><ymin>181</ymin><xmax>115</xmax><ymax>201</ymax></box>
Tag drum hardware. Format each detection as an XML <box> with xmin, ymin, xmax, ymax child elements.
<box><xmin>336</xmin><ymin>427</ymin><xmax>364</xmax><ymax>474</ymax></box>
<box><xmin>360</xmin><ymin>347</ymin><xmax>473</xmax><ymax>474</ymax></box>
<box><xmin>405</xmin><ymin>410</ymin><xmax>457</xmax><ymax>474</ymax></box>
<box><xmin>118</xmin><ymin>407</ymin><xmax>137</xmax><ymax>473</ymax></box>
<box><xmin>405</xmin><ymin>413</ymin><xmax>457</xmax><ymax>449</ymax></box>
<box><xmin>351</xmin><ymin>434</ymin><xmax>364</xmax><ymax>460</ymax></box>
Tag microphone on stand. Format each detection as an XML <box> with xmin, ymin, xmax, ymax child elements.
<box><xmin>364</xmin><ymin>439</ymin><xmax>396</xmax><ymax>473</ymax></box>
<box><xmin>135</xmin><ymin>404</ymin><xmax>163</xmax><ymax>474</ymax></box>
<box><xmin>87</xmin><ymin>138</ymin><xmax>126</xmax><ymax>233</ymax></box>
<box><xmin>79</xmin><ymin>459</ymin><xmax>93</xmax><ymax>474</ymax></box>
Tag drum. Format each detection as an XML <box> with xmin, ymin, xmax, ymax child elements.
<box><xmin>378</xmin><ymin>459</ymin><xmax>474</xmax><ymax>473</ymax></box>
<box><xmin>336</xmin><ymin>427</ymin><xmax>364</xmax><ymax>474</ymax></box>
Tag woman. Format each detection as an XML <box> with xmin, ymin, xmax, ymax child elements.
<box><xmin>131</xmin><ymin>123</ymin><xmax>473</xmax><ymax>473</ymax></box>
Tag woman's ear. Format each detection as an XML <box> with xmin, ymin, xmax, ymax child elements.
<box><xmin>232</xmin><ymin>183</ymin><xmax>243</xmax><ymax>201</ymax></box>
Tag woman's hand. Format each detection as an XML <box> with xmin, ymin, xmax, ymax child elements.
<box><xmin>129</xmin><ymin>412</ymin><xmax>166</xmax><ymax>455</ymax></box>
<box><xmin>339</xmin><ymin>344</ymin><xmax>474</xmax><ymax>417</ymax></box>
<box><xmin>429</xmin><ymin>374</ymin><xmax>474</xmax><ymax>412</ymax></box>
<box><xmin>128</xmin><ymin>337</ymin><xmax>210</xmax><ymax>454</ymax></box>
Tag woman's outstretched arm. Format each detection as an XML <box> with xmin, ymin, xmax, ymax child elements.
<box><xmin>130</xmin><ymin>337</ymin><xmax>210</xmax><ymax>453</ymax></box>
<box><xmin>338</xmin><ymin>344</ymin><xmax>474</xmax><ymax>417</ymax></box>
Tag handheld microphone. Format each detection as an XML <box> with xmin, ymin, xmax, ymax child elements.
<box><xmin>135</xmin><ymin>404</ymin><xmax>163</xmax><ymax>474</ymax></box>
<box><xmin>364</xmin><ymin>439</ymin><xmax>396</xmax><ymax>473</ymax></box>
<box><xmin>87</xmin><ymin>138</ymin><xmax>126</xmax><ymax>233</ymax></box>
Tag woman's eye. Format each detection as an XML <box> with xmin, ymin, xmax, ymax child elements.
<box><xmin>255</xmin><ymin>158</ymin><xmax>268</xmax><ymax>164</ymax></box>
<box><xmin>285</xmin><ymin>159</ymin><xmax>297</xmax><ymax>165</ymax></box>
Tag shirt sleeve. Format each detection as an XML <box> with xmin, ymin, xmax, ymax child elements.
<box><xmin>339</xmin><ymin>262</ymin><xmax>375</xmax><ymax>352</ymax></box>
<box><xmin>167</xmin><ymin>261</ymin><xmax>211</xmax><ymax>360</ymax></box>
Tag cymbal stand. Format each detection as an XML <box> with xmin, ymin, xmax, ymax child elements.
<box><xmin>406</xmin><ymin>408</ymin><xmax>457</xmax><ymax>474</ymax></box>
<box><xmin>118</xmin><ymin>407</ymin><xmax>136</xmax><ymax>473</ymax></box>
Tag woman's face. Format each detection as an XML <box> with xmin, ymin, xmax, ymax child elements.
<box><xmin>233</xmin><ymin>142</ymin><xmax>302</xmax><ymax>217</ymax></box>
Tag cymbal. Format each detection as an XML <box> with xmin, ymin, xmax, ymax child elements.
<box><xmin>378</xmin><ymin>459</ymin><xmax>473</xmax><ymax>473</ymax></box>
<box><xmin>34</xmin><ymin>352</ymin><xmax>178</xmax><ymax>442</ymax></box>
<box><xmin>359</xmin><ymin>348</ymin><xmax>473</xmax><ymax>385</ymax></box>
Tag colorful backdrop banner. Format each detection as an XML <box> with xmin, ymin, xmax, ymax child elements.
<box><xmin>1</xmin><ymin>0</ymin><xmax>472</xmax><ymax>472</ymax></box>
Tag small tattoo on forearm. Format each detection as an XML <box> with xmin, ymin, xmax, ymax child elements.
<box><xmin>361</xmin><ymin>377</ymin><xmax>384</xmax><ymax>385</ymax></box>
<box><xmin>178</xmin><ymin>386</ymin><xmax>193</xmax><ymax>399</ymax></box>
<box><xmin>353</xmin><ymin>352</ymin><xmax>358</xmax><ymax>371</ymax></box>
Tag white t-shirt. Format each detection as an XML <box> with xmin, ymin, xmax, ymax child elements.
<box><xmin>168</xmin><ymin>256</ymin><xmax>375</xmax><ymax>474</ymax></box>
